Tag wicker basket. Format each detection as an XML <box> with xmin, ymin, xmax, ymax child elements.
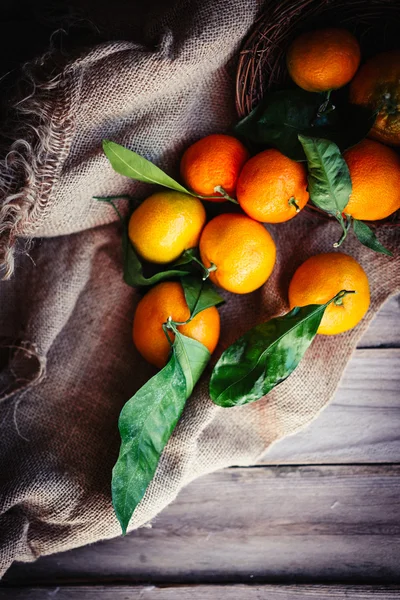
<box><xmin>235</xmin><ymin>0</ymin><xmax>400</xmax><ymax>225</ymax></box>
<box><xmin>236</xmin><ymin>0</ymin><xmax>400</xmax><ymax>118</ymax></box>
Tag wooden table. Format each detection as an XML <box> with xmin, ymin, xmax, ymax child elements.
<box><xmin>1</xmin><ymin>295</ymin><xmax>400</xmax><ymax>599</ymax></box>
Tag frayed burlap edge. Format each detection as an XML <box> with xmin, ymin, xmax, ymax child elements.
<box><xmin>0</xmin><ymin>58</ymin><xmax>82</xmax><ymax>279</ymax></box>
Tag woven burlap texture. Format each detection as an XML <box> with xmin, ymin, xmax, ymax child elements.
<box><xmin>0</xmin><ymin>0</ymin><xmax>399</xmax><ymax>578</ymax></box>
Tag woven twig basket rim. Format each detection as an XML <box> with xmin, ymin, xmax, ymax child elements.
<box><xmin>234</xmin><ymin>0</ymin><xmax>400</xmax><ymax>226</ymax></box>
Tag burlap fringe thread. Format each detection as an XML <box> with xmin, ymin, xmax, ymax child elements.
<box><xmin>0</xmin><ymin>58</ymin><xmax>77</xmax><ymax>280</ymax></box>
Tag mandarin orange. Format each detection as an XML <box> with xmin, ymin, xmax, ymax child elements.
<box><xmin>350</xmin><ymin>50</ymin><xmax>400</xmax><ymax>146</ymax></box>
<box><xmin>343</xmin><ymin>139</ymin><xmax>400</xmax><ymax>221</ymax></box>
<box><xmin>286</xmin><ymin>28</ymin><xmax>361</xmax><ymax>93</ymax></box>
<box><xmin>180</xmin><ymin>134</ymin><xmax>249</xmax><ymax>201</ymax></box>
<box><xmin>128</xmin><ymin>191</ymin><xmax>206</xmax><ymax>264</ymax></box>
<box><xmin>237</xmin><ymin>149</ymin><xmax>309</xmax><ymax>223</ymax></box>
<box><xmin>288</xmin><ymin>253</ymin><xmax>370</xmax><ymax>335</ymax></box>
<box><xmin>133</xmin><ymin>281</ymin><xmax>220</xmax><ymax>369</ymax></box>
<box><xmin>199</xmin><ymin>213</ymin><xmax>276</xmax><ymax>294</ymax></box>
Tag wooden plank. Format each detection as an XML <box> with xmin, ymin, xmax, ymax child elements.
<box><xmin>1</xmin><ymin>585</ymin><xmax>400</xmax><ymax>599</ymax></box>
<box><xmin>359</xmin><ymin>295</ymin><xmax>400</xmax><ymax>348</ymax></box>
<box><xmin>2</xmin><ymin>302</ymin><xmax>399</xmax><ymax>587</ymax></box>
<box><xmin>263</xmin><ymin>348</ymin><xmax>400</xmax><ymax>464</ymax></box>
<box><xmin>5</xmin><ymin>465</ymin><xmax>400</xmax><ymax>584</ymax></box>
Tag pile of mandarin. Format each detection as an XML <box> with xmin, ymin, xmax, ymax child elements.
<box><xmin>129</xmin><ymin>28</ymin><xmax>400</xmax><ymax>370</ymax></box>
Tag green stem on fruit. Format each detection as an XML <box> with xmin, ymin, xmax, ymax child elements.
<box><xmin>162</xmin><ymin>320</ymin><xmax>175</xmax><ymax>346</ymax></box>
<box><xmin>317</xmin><ymin>89</ymin><xmax>334</xmax><ymax>116</ymax></box>
<box><xmin>288</xmin><ymin>196</ymin><xmax>301</xmax><ymax>213</ymax></box>
<box><xmin>168</xmin><ymin>317</ymin><xmax>188</xmax><ymax>329</ymax></box>
<box><xmin>205</xmin><ymin>263</ymin><xmax>218</xmax><ymax>277</ymax></box>
<box><xmin>190</xmin><ymin>255</ymin><xmax>218</xmax><ymax>281</ymax></box>
<box><xmin>333</xmin><ymin>213</ymin><xmax>352</xmax><ymax>248</ymax></box>
<box><xmin>167</xmin><ymin>315</ymin><xmax>195</xmax><ymax>329</ymax></box>
<box><xmin>214</xmin><ymin>186</ymin><xmax>239</xmax><ymax>204</ymax></box>
<box><xmin>198</xmin><ymin>186</ymin><xmax>238</xmax><ymax>204</ymax></box>
<box><xmin>333</xmin><ymin>289</ymin><xmax>356</xmax><ymax>306</ymax></box>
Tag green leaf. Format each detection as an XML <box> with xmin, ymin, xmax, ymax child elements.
<box><xmin>103</xmin><ymin>140</ymin><xmax>192</xmax><ymax>195</ymax></box>
<box><xmin>234</xmin><ymin>90</ymin><xmax>376</xmax><ymax>162</ymax></box>
<box><xmin>94</xmin><ymin>194</ymin><xmax>136</xmax><ymax>204</ymax></box>
<box><xmin>112</xmin><ymin>330</ymin><xmax>211</xmax><ymax>533</ymax></box>
<box><xmin>352</xmin><ymin>219</ymin><xmax>393</xmax><ymax>257</ymax></box>
<box><xmin>298</xmin><ymin>135</ymin><xmax>352</xmax><ymax>217</ymax></box>
<box><xmin>171</xmin><ymin>248</ymin><xmax>198</xmax><ymax>267</ymax></box>
<box><xmin>210</xmin><ymin>297</ymin><xmax>343</xmax><ymax>408</ymax></box>
<box><xmin>173</xmin><ymin>330</ymin><xmax>211</xmax><ymax>396</ymax></box>
<box><xmin>112</xmin><ymin>350</ymin><xmax>187</xmax><ymax>534</ymax></box>
<box><xmin>234</xmin><ymin>89</ymin><xmax>324</xmax><ymax>161</ymax></box>
<box><xmin>122</xmin><ymin>227</ymin><xmax>194</xmax><ymax>287</ymax></box>
<box><xmin>181</xmin><ymin>275</ymin><xmax>224</xmax><ymax>319</ymax></box>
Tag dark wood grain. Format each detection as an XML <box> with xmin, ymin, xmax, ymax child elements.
<box><xmin>5</xmin><ymin>464</ymin><xmax>400</xmax><ymax>585</ymax></box>
<box><xmin>1</xmin><ymin>585</ymin><xmax>400</xmax><ymax>599</ymax></box>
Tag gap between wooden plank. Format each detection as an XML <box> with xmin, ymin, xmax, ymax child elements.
<box><xmin>2</xmin><ymin>302</ymin><xmax>398</xmax><ymax>589</ymax></box>
<box><xmin>4</xmin><ymin>464</ymin><xmax>400</xmax><ymax>586</ymax></box>
<box><xmin>358</xmin><ymin>295</ymin><xmax>400</xmax><ymax>348</ymax></box>
<box><xmin>261</xmin><ymin>347</ymin><xmax>400</xmax><ymax>464</ymax></box>
<box><xmin>1</xmin><ymin>584</ymin><xmax>400</xmax><ymax>599</ymax></box>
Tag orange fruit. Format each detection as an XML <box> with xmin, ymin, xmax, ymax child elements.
<box><xmin>288</xmin><ymin>253</ymin><xmax>370</xmax><ymax>335</ymax></box>
<box><xmin>199</xmin><ymin>213</ymin><xmax>276</xmax><ymax>294</ymax></box>
<box><xmin>286</xmin><ymin>28</ymin><xmax>361</xmax><ymax>92</ymax></box>
<box><xmin>128</xmin><ymin>191</ymin><xmax>206</xmax><ymax>264</ymax></box>
<box><xmin>236</xmin><ymin>149</ymin><xmax>309</xmax><ymax>223</ymax></box>
<box><xmin>343</xmin><ymin>139</ymin><xmax>400</xmax><ymax>221</ymax></box>
<box><xmin>350</xmin><ymin>50</ymin><xmax>400</xmax><ymax>146</ymax></box>
<box><xmin>180</xmin><ymin>134</ymin><xmax>249</xmax><ymax>201</ymax></box>
<box><xmin>133</xmin><ymin>281</ymin><xmax>220</xmax><ymax>369</ymax></box>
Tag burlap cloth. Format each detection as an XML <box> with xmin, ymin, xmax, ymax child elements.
<box><xmin>0</xmin><ymin>0</ymin><xmax>399</xmax><ymax>578</ymax></box>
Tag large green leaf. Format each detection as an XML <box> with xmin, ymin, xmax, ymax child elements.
<box><xmin>235</xmin><ymin>89</ymin><xmax>324</xmax><ymax>161</ymax></box>
<box><xmin>181</xmin><ymin>275</ymin><xmax>224</xmax><ymax>319</ymax></box>
<box><xmin>112</xmin><ymin>350</ymin><xmax>187</xmax><ymax>534</ymax></box>
<box><xmin>112</xmin><ymin>330</ymin><xmax>211</xmax><ymax>533</ymax></box>
<box><xmin>298</xmin><ymin>135</ymin><xmax>352</xmax><ymax>217</ymax></box>
<box><xmin>234</xmin><ymin>90</ymin><xmax>375</xmax><ymax>161</ymax></box>
<box><xmin>352</xmin><ymin>219</ymin><xmax>393</xmax><ymax>257</ymax></box>
<box><xmin>210</xmin><ymin>293</ymin><xmax>351</xmax><ymax>408</ymax></box>
<box><xmin>103</xmin><ymin>140</ymin><xmax>192</xmax><ymax>195</ymax></box>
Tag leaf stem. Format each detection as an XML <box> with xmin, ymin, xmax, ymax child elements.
<box><xmin>198</xmin><ymin>186</ymin><xmax>239</xmax><ymax>204</ymax></box>
<box><xmin>162</xmin><ymin>321</ymin><xmax>175</xmax><ymax>346</ymax></box>
<box><xmin>211</xmin><ymin>288</ymin><xmax>356</xmax><ymax>406</ymax></box>
<box><xmin>94</xmin><ymin>196</ymin><xmax>125</xmax><ymax>222</ymax></box>
<box><xmin>170</xmin><ymin>313</ymin><xmax>192</xmax><ymax>327</ymax></box>
<box><xmin>317</xmin><ymin>90</ymin><xmax>334</xmax><ymax>117</ymax></box>
<box><xmin>167</xmin><ymin>313</ymin><xmax>198</xmax><ymax>330</ymax></box>
<box><xmin>94</xmin><ymin>194</ymin><xmax>135</xmax><ymax>202</ymax></box>
<box><xmin>333</xmin><ymin>214</ymin><xmax>352</xmax><ymax>248</ymax></box>
<box><xmin>214</xmin><ymin>186</ymin><xmax>239</xmax><ymax>204</ymax></box>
